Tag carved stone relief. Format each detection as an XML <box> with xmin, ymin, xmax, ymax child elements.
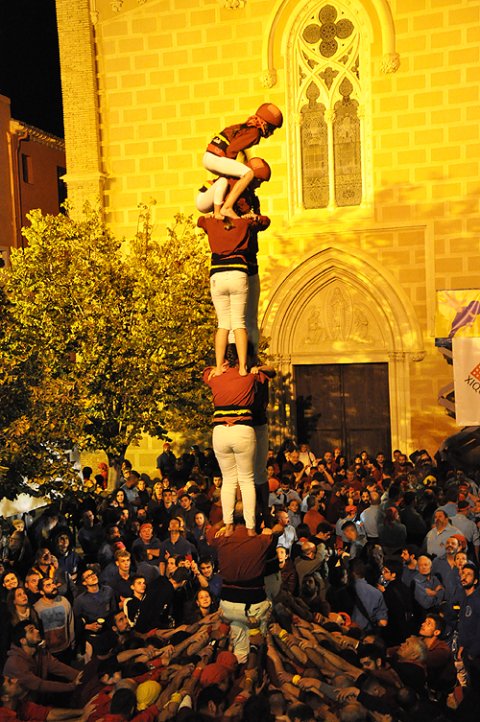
<box><xmin>297</xmin><ymin>281</ymin><xmax>384</xmax><ymax>349</ymax></box>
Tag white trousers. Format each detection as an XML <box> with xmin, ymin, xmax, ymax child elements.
<box><xmin>210</xmin><ymin>271</ymin><xmax>248</xmax><ymax>330</ymax></box>
<box><xmin>228</xmin><ymin>273</ymin><xmax>260</xmax><ymax>351</ymax></box>
<box><xmin>213</xmin><ymin>424</ymin><xmax>256</xmax><ymax>528</ymax></box>
<box><xmin>220</xmin><ymin>598</ymin><xmax>271</xmax><ymax>663</ymax></box>
<box><xmin>196</xmin><ymin>177</ymin><xmax>229</xmax><ymax>212</ymax></box>
<box><xmin>203</xmin><ymin>151</ymin><xmax>250</xmax><ymax>179</ymax></box>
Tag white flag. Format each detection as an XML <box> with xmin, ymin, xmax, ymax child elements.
<box><xmin>452</xmin><ymin>337</ymin><xmax>480</xmax><ymax>426</ymax></box>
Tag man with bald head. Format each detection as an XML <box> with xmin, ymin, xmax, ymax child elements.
<box><xmin>360</xmin><ymin>491</ymin><xmax>382</xmax><ymax>542</ymax></box>
<box><xmin>413</xmin><ymin>555</ymin><xmax>445</xmax><ymax>613</ymax></box>
<box><xmin>294</xmin><ymin>540</ymin><xmax>327</xmax><ymax>588</ymax></box>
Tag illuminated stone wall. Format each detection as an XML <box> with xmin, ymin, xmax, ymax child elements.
<box><xmin>56</xmin><ymin>0</ymin><xmax>480</xmax><ymax>467</ymax></box>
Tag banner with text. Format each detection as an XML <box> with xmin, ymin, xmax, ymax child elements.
<box><xmin>452</xmin><ymin>337</ymin><xmax>480</xmax><ymax>426</ymax></box>
<box><xmin>435</xmin><ymin>289</ymin><xmax>480</xmax><ymax>344</ymax></box>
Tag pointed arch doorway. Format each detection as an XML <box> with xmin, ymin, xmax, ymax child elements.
<box><xmin>262</xmin><ymin>244</ymin><xmax>424</xmax><ymax>455</ymax></box>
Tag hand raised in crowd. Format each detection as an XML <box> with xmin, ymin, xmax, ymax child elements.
<box><xmin>335</xmin><ymin>686</ymin><xmax>360</xmax><ymax>702</ymax></box>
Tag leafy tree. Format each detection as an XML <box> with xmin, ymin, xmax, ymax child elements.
<box><xmin>0</xmin><ymin>205</ymin><xmax>215</xmax><ymax>497</ymax></box>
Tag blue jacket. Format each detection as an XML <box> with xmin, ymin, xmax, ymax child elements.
<box><xmin>352</xmin><ymin>578</ymin><xmax>388</xmax><ymax>630</ymax></box>
<box><xmin>458</xmin><ymin>586</ymin><xmax>480</xmax><ymax>658</ymax></box>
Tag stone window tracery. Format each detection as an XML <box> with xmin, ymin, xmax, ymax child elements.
<box><xmin>295</xmin><ymin>2</ymin><xmax>364</xmax><ymax>209</ymax></box>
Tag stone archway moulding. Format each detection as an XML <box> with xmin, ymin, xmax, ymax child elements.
<box><xmin>260</xmin><ymin>0</ymin><xmax>400</xmax><ymax>87</ymax></box>
<box><xmin>261</xmin><ymin>244</ymin><xmax>425</xmax><ymax>452</ymax></box>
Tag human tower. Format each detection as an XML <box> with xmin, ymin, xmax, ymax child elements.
<box><xmin>196</xmin><ymin>103</ymin><xmax>283</xmax><ymax>536</ymax></box>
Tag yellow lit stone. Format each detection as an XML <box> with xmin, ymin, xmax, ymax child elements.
<box><xmin>54</xmin><ymin>0</ymin><xmax>480</xmax><ymax>461</ymax></box>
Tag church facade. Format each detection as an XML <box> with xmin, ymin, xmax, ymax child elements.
<box><xmin>55</xmin><ymin>0</ymin><xmax>480</xmax><ymax>466</ymax></box>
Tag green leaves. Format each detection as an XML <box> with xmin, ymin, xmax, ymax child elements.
<box><xmin>0</xmin><ymin>206</ymin><xmax>215</xmax><ymax>497</ymax></box>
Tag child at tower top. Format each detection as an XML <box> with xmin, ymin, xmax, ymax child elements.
<box><xmin>202</xmin><ymin>103</ymin><xmax>282</xmax><ymax>221</ymax></box>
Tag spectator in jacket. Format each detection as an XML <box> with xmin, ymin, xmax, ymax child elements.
<box><xmin>3</xmin><ymin>622</ymin><xmax>81</xmax><ymax>698</ymax></box>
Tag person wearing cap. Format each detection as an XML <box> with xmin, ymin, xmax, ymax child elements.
<box><xmin>451</xmin><ymin>499</ymin><xmax>480</xmax><ymax>561</ymax></box>
<box><xmin>199</xmin><ymin>663</ymin><xmax>229</xmax><ymax>690</ymax></box>
<box><xmin>202</xmin><ymin>103</ymin><xmax>283</xmax><ymax>220</ymax></box>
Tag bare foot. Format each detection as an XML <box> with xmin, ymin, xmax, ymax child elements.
<box><xmin>247</xmin><ymin>528</ymin><xmax>257</xmax><ymax>537</ymax></box>
<box><xmin>221</xmin><ymin>206</ymin><xmax>240</xmax><ymax>219</ymax></box>
<box><xmin>211</xmin><ymin>367</ymin><xmax>224</xmax><ymax>377</ymax></box>
<box><xmin>238</xmin><ymin>366</ymin><xmax>248</xmax><ymax>376</ymax></box>
<box><xmin>224</xmin><ymin>524</ymin><xmax>234</xmax><ymax>537</ymax></box>
<box><xmin>214</xmin><ymin>212</ymin><xmax>225</xmax><ymax>220</ymax></box>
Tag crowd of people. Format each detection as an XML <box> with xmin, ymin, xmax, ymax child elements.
<box><xmin>0</xmin><ymin>440</ymin><xmax>479</xmax><ymax>721</ymax></box>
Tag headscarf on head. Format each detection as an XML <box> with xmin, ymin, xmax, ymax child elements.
<box><xmin>245</xmin><ymin>115</ymin><xmax>269</xmax><ymax>134</ymax></box>
<box><xmin>216</xmin><ymin>650</ymin><xmax>238</xmax><ymax>673</ymax></box>
<box><xmin>200</xmin><ymin>663</ymin><xmax>228</xmax><ymax>687</ymax></box>
<box><xmin>136</xmin><ymin>680</ymin><xmax>161</xmax><ymax>711</ymax></box>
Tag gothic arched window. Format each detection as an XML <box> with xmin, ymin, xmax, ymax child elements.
<box><xmin>295</xmin><ymin>3</ymin><xmax>366</xmax><ymax>209</ymax></box>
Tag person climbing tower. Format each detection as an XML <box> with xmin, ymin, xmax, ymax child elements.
<box><xmin>197</xmin><ymin>212</ymin><xmax>270</xmax><ymax>376</ymax></box>
<box><xmin>202</xmin><ymin>103</ymin><xmax>282</xmax><ymax>220</ymax></box>
<box><xmin>196</xmin><ymin>157</ymin><xmax>271</xmax><ymax>218</ymax></box>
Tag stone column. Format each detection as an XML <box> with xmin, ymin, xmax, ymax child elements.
<box><xmin>55</xmin><ymin>0</ymin><xmax>104</xmax><ymax>215</ymax></box>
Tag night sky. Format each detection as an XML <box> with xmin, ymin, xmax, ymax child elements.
<box><xmin>0</xmin><ymin>0</ymin><xmax>63</xmax><ymax>137</ymax></box>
